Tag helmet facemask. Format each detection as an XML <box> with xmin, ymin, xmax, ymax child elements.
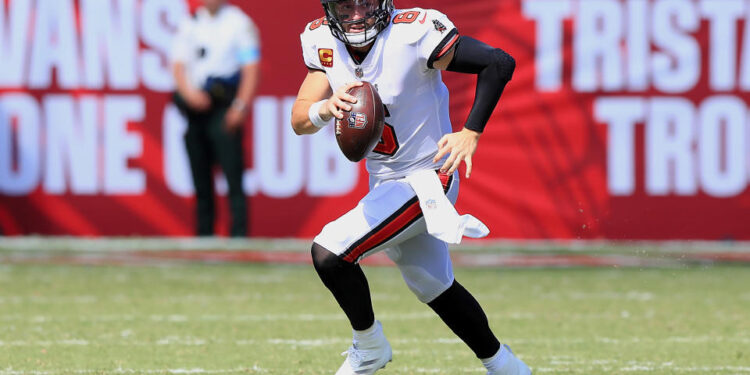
<box><xmin>321</xmin><ymin>0</ymin><xmax>393</xmax><ymax>47</ymax></box>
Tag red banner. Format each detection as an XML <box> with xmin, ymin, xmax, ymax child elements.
<box><xmin>1</xmin><ymin>0</ymin><xmax>749</xmax><ymax>240</ymax></box>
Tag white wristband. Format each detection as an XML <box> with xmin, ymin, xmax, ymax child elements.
<box><xmin>308</xmin><ymin>100</ymin><xmax>330</xmax><ymax>128</ymax></box>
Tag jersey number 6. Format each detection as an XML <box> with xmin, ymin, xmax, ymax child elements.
<box><xmin>372</xmin><ymin>105</ymin><xmax>399</xmax><ymax>156</ymax></box>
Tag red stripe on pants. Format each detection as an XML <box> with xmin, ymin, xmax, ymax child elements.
<box><xmin>343</xmin><ymin>200</ymin><xmax>422</xmax><ymax>263</ymax></box>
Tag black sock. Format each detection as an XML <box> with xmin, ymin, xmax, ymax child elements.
<box><xmin>311</xmin><ymin>243</ymin><xmax>375</xmax><ymax>331</ymax></box>
<box><xmin>428</xmin><ymin>280</ymin><xmax>501</xmax><ymax>359</ymax></box>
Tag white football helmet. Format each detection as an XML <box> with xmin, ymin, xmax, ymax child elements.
<box><xmin>321</xmin><ymin>0</ymin><xmax>394</xmax><ymax>47</ymax></box>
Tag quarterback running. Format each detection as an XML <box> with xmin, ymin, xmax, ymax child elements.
<box><xmin>290</xmin><ymin>0</ymin><xmax>528</xmax><ymax>374</ymax></box>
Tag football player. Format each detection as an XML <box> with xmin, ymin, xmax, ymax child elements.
<box><xmin>290</xmin><ymin>1</ymin><xmax>528</xmax><ymax>374</ymax></box>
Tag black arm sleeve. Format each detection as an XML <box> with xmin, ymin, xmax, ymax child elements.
<box><xmin>446</xmin><ymin>36</ymin><xmax>515</xmax><ymax>133</ymax></box>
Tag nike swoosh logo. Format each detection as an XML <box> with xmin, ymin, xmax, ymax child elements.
<box><xmin>419</xmin><ymin>12</ymin><xmax>427</xmax><ymax>24</ymax></box>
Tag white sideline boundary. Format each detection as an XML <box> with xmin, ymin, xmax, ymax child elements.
<box><xmin>1</xmin><ymin>236</ymin><xmax>750</xmax><ymax>254</ymax></box>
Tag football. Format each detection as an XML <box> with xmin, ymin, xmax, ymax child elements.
<box><xmin>335</xmin><ymin>81</ymin><xmax>385</xmax><ymax>162</ymax></box>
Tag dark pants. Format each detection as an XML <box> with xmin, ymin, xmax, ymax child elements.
<box><xmin>183</xmin><ymin>105</ymin><xmax>248</xmax><ymax>237</ymax></box>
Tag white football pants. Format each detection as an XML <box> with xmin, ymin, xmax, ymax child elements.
<box><xmin>314</xmin><ymin>170</ymin><xmax>459</xmax><ymax>303</ymax></box>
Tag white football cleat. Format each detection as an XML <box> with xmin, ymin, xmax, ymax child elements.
<box><xmin>486</xmin><ymin>345</ymin><xmax>531</xmax><ymax>375</ymax></box>
<box><xmin>335</xmin><ymin>322</ymin><xmax>392</xmax><ymax>375</ymax></box>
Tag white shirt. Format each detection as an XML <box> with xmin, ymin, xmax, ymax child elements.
<box><xmin>300</xmin><ymin>8</ymin><xmax>460</xmax><ymax>179</ymax></box>
<box><xmin>171</xmin><ymin>5</ymin><xmax>260</xmax><ymax>88</ymax></box>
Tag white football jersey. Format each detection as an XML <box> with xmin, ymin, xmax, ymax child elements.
<box><xmin>300</xmin><ymin>8</ymin><xmax>460</xmax><ymax>179</ymax></box>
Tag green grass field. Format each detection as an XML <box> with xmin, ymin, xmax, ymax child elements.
<box><xmin>1</xmin><ymin>263</ymin><xmax>749</xmax><ymax>374</ymax></box>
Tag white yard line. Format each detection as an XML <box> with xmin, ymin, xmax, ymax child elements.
<box><xmin>401</xmin><ymin>367</ymin><xmax>485</xmax><ymax>373</ymax></box>
<box><xmin>474</xmin><ymin>291</ymin><xmax>656</xmax><ymax>301</ymax></box>
<box><xmin>2</xmin><ymin>310</ymin><xmax>742</xmax><ymax>324</ymax></box>
<box><xmin>4</xmin><ymin>365</ymin><xmax>747</xmax><ymax>375</ymax></box>
<box><xmin>0</xmin><ymin>296</ymin><xmax>98</xmax><ymax>304</ymax></box>
<box><xmin>2</xmin><ymin>336</ymin><xmax>749</xmax><ymax>347</ymax></box>
<box><xmin>0</xmin><ymin>312</ymin><xmax>437</xmax><ymax>323</ymax></box>
<box><xmin>0</xmin><ymin>367</ymin><xmax>265</xmax><ymax>375</ymax></box>
<box><xmin>532</xmin><ymin>365</ymin><xmax>750</xmax><ymax>373</ymax></box>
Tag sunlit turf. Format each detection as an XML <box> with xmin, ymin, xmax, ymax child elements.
<box><xmin>1</xmin><ymin>263</ymin><xmax>748</xmax><ymax>374</ymax></box>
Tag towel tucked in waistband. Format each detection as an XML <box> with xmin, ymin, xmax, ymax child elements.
<box><xmin>404</xmin><ymin>169</ymin><xmax>489</xmax><ymax>244</ymax></box>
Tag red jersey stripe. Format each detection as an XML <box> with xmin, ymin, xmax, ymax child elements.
<box><xmin>436</xmin><ymin>34</ymin><xmax>459</xmax><ymax>60</ymax></box>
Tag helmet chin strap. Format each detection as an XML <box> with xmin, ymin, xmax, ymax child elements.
<box><xmin>344</xmin><ymin>25</ymin><xmax>379</xmax><ymax>47</ymax></box>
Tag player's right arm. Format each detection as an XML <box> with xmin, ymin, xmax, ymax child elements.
<box><xmin>291</xmin><ymin>70</ymin><xmax>362</xmax><ymax>135</ymax></box>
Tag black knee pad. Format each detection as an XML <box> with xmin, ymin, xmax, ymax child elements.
<box><xmin>311</xmin><ymin>243</ymin><xmax>350</xmax><ymax>273</ymax></box>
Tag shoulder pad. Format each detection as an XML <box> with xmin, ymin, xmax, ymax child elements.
<box><xmin>389</xmin><ymin>8</ymin><xmax>447</xmax><ymax>45</ymax></box>
<box><xmin>305</xmin><ymin>17</ymin><xmax>330</xmax><ymax>33</ymax></box>
<box><xmin>301</xmin><ymin>16</ymin><xmax>333</xmax><ymax>48</ymax></box>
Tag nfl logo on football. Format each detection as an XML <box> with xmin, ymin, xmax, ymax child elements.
<box><xmin>348</xmin><ymin>112</ymin><xmax>368</xmax><ymax>129</ymax></box>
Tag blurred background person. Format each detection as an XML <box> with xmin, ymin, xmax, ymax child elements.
<box><xmin>170</xmin><ymin>0</ymin><xmax>260</xmax><ymax>237</ymax></box>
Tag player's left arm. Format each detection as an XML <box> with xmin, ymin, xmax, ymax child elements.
<box><xmin>432</xmin><ymin>37</ymin><xmax>516</xmax><ymax>178</ymax></box>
